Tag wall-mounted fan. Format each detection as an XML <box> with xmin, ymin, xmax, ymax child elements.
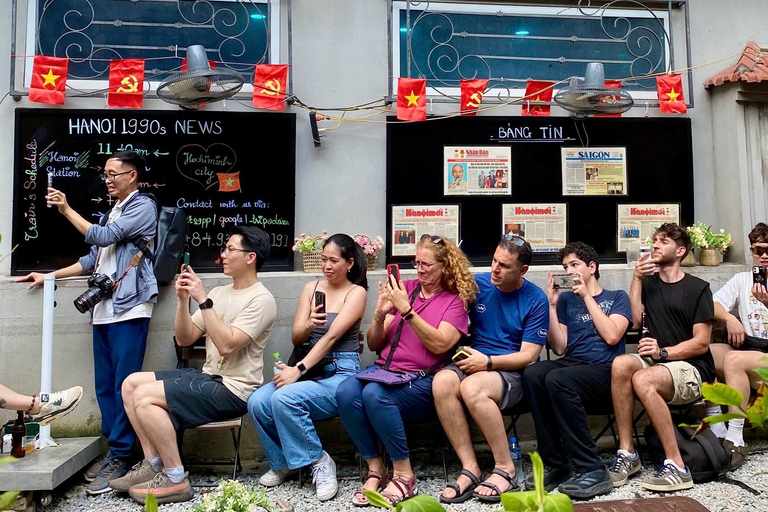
<box><xmin>157</xmin><ymin>45</ymin><xmax>244</xmax><ymax>109</ymax></box>
<box><xmin>554</xmin><ymin>63</ymin><xmax>634</xmax><ymax>117</ymax></box>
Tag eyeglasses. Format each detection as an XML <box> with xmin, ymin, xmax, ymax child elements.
<box><xmin>220</xmin><ymin>246</ymin><xmax>253</xmax><ymax>256</ymax></box>
<box><xmin>751</xmin><ymin>246</ymin><xmax>768</xmax><ymax>256</ymax></box>
<box><xmin>411</xmin><ymin>260</ymin><xmax>439</xmax><ymax>270</ymax></box>
<box><xmin>502</xmin><ymin>234</ymin><xmax>527</xmax><ymax>246</ymax></box>
<box><xmin>99</xmin><ymin>170</ymin><xmax>133</xmax><ymax>182</ymax></box>
<box><xmin>420</xmin><ymin>234</ymin><xmax>445</xmax><ymax>245</ymax></box>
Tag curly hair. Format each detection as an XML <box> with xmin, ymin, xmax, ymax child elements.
<box><xmin>558</xmin><ymin>241</ymin><xmax>600</xmax><ymax>280</ymax></box>
<box><xmin>417</xmin><ymin>236</ymin><xmax>478</xmax><ymax>305</ymax></box>
<box><xmin>749</xmin><ymin>223</ymin><xmax>768</xmax><ymax>245</ymax></box>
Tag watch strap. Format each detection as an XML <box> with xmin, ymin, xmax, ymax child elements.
<box><xmin>199</xmin><ymin>298</ymin><xmax>213</xmax><ymax>310</ymax></box>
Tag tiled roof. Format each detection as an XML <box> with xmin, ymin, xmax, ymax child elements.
<box><xmin>704</xmin><ymin>41</ymin><xmax>768</xmax><ymax>88</ymax></box>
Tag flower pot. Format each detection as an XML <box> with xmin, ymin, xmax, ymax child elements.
<box><xmin>681</xmin><ymin>249</ymin><xmax>697</xmax><ymax>267</ymax></box>
<box><xmin>302</xmin><ymin>250</ymin><xmax>323</xmax><ymax>273</ymax></box>
<box><xmin>698</xmin><ymin>247</ymin><xmax>720</xmax><ymax>266</ymax></box>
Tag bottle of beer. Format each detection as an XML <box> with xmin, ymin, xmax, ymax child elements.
<box><xmin>11</xmin><ymin>411</ymin><xmax>26</xmax><ymax>458</ymax></box>
<box><xmin>641</xmin><ymin>312</ymin><xmax>650</xmax><ymax>338</ymax></box>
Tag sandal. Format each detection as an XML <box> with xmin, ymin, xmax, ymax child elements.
<box><xmin>473</xmin><ymin>468</ymin><xmax>519</xmax><ymax>503</ymax></box>
<box><xmin>440</xmin><ymin>469</ymin><xmax>482</xmax><ymax>504</ymax></box>
<box><xmin>352</xmin><ymin>470</ymin><xmax>390</xmax><ymax>507</ymax></box>
<box><xmin>380</xmin><ymin>474</ymin><xmax>418</xmax><ymax>506</ymax></box>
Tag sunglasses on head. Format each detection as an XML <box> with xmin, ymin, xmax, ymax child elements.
<box><xmin>751</xmin><ymin>246</ymin><xmax>768</xmax><ymax>256</ymax></box>
<box><xmin>503</xmin><ymin>233</ymin><xmax>527</xmax><ymax>246</ymax></box>
<box><xmin>420</xmin><ymin>234</ymin><xmax>445</xmax><ymax>245</ymax></box>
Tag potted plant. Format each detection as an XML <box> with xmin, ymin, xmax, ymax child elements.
<box><xmin>354</xmin><ymin>234</ymin><xmax>385</xmax><ymax>270</ymax></box>
<box><xmin>686</xmin><ymin>223</ymin><xmax>733</xmax><ymax>266</ymax></box>
<box><xmin>191</xmin><ymin>479</ymin><xmax>271</xmax><ymax>512</ymax></box>
<box><xmin>292</xmin><ymin>230</ymin><xmax>328</xmax><ymax>273</ymax></box>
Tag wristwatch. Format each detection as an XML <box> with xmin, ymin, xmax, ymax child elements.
<box><xmin>658</xmin><ymin>347</ymin><xmax>668</xmax><ymax>362</ymax></box>
<box><xmin>199</xmin><ymin>298</ymin><xmax>214</xmax><ymax>310</ymax></box>
<box><xmin>297</xmin><ymin>361</ymin><xmax>308</xmax><ymax>375</ymax></box>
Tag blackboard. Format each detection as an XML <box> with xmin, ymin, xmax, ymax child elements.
<box><xmin>386</xmin><ymin>116</ymin><xmax>693</xmax><ymax>266</ymax></box>
<box><xmin>12</xmin><ymin>108</ymin><xmax>296</xmax><ymax>274</ymax></box>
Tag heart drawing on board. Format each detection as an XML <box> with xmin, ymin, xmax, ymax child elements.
<box><xmin>175</xmin><ymin>143</ymin><xmax>237</xmax><ymax>190</ymax></box>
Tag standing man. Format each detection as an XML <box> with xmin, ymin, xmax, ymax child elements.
<box><xmin>523</xmin><ymin>242</ymin><xmax>631</xmax><ymax>499</ymax></box>
<box><xmin>477</xmin><ymin>170</ymin><xmax>486</xmax><ymax>188</ymax></box>
<box><xmin>432</xmin><ymin>235</ymin><xmax>548</xmax><ymax>503</ymax></box>
<box><xmin>608</xmin><ymin>223</ymin><xmax>714</xmax><ymax>492</ymax></box>
<box><xmin>115</xmin><ymin>226</ymin><xmax>277</xmax><ymax>505</ymax></box>
<box><xmin>16</xmin><ymin>151</ymin><xmax>157</xmax><ymax>494</ymax></box>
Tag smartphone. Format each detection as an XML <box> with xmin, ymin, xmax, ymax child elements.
<box><xmin>552</xmin><ymin>273</ymin><xmax>577</xmax><ymax>289</ymax></box>
<box><xmin>183</xmin><ymin>252</ymin><xmax>190</xmax><ymax>268</ymax></box>
<box><xmin>639</xmin><ymin>246</ymin><xmax>652</xmax><ymax>259</ymax></box>
<box><xmin>452</xmin><ymin>349</ymin><xmax>471</xmax><ymax>362</ymax></box>
<box><xmin>314</xmin><ymin>290</ymin><xmax>326</xmax><ymax>314</ymax></box>
<box><xmin>753</xmin><ymin>266</ymin><xmax>767</xmax><ymax>286</ymax></box>
<box><xmin>386</xmin><ymin>264</ymin><xmax>401</xmax><ymax>288</ymax></box>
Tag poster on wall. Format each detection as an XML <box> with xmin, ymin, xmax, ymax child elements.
<box><xmin>561</xmin><ymin>147</ymin><xmax>627</xmax><ymax>196</ymax></box>
<box><xmin>501</xmin><ymin>203</ymin><xmax>567</xmax><ymax>253</ymax></box>
<box><xmin>443</xmin><ymin>146</ymin><xmax>511</xmax><ymax>196</ymax></box>
<box><xmin>391</xmin><ymin>204</ymin><xmax>460</xmax><ymax>256</ymax></box>
<box><xmin>616</xmin><ymin>203</ymin><xmax>680</xmax><ymax>252</ymax></box>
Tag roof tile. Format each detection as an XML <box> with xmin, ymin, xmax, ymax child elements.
<box><xmin>704</xmin><ymin>41</ymin><xmax>768</xmax><ymax>88</ymax></box>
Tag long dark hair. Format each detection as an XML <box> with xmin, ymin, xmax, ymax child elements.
<box><xmin>324</xmin><ymin>233</ymin><xmax>368</xmax><ymax>289</ymax></box>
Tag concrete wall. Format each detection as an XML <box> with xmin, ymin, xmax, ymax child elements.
<box><xmin>1</xmin><ymin>0</ymin><xmax>768</xmax><ymax>458</ymax></box>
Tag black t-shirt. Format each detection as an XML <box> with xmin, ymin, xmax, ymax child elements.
<box><xmin>642</xmin><ymin>273</ymin><xmax>715</xmax><ymax>382</ymax></box>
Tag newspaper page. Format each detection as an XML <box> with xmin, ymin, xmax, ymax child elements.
<box><xmin>391</xmin><ymin>205</ymin><xmax>460</xmax><ymax>256</ymax></box>
<box><xmin>617</xmin><ymin>203</ymin><xmax>680</xmax><ymax>252</ymax></box>
<box><xmin>502</xmin><ymin>203</ymin><xmax>567</xmax><ymax>253</ymax></box>
<box><xmin>561</xmin><ymin>147</ymin><xmax>627</xmax><ymax>196</ymax></box>
<box><xmin>444</xmin><ymin>146</ymin><xmax>511</xmax><ymax>196</ymax></box>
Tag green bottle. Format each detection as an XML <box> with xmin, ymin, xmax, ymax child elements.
<box><xmin>272</xmin><ymin>352</ymin><xmax>284</xmax><ymax>376</ymax></box>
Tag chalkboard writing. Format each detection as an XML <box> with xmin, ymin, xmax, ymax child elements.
<box><xmin>12</xmin><ymin>109</ymin><xmax>296</xmax><ymax>274</ymax></box>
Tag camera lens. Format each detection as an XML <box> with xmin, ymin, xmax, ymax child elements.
<box><xmin>73</xmin><ymin>287</ymin><xmax>105</xmax><ymax>314</ymax></box>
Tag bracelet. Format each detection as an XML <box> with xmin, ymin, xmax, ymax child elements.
<box><xmin>486</xmin><ymin>355</ymin><xmax>493</xmax><ymax>372</ymax></box>
<box><xmin>402</xmin><ymin>307</ymin><xmax>415</xmax><ymax>321</ymax></box>
<box><xmin>25</xmin><ymin>394</ymin><xmax>37</xmax><ymax>415</ymax></box>
<box><xmin>373</xmin><ymin>312</ymin><xmax>385</xmax><ymax>324</ymax></box>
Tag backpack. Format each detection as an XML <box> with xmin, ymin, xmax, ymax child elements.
<box><xmin>644</xmin><ymin>420</ymin><xmax>729</xmax><ymax>482</ymax></box>
<box><xmin>140</xmin><ymin>193</ymin><xmax>188</xmax><ymax>287</ymax></box>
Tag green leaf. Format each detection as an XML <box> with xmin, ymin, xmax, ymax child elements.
<box><xmin>530</xmin><ymin>451</ymin><xmax>546</xmax><ymax>504</ymax></box>
<box><xmin>0</xmin><ymin>491</ymin><xmax>20</xmax><ymax>512</ymax></box>
<box><xmin>701</xmin><ymin>382</ymin><xmax>744</xmax><ymax>407</ymax></box>
<box><xmin>702</xmin><ymin>412</ymin><xmax>747</xmax><ymax>425</ymax></box>
<box><xmin>543</xmin><ymin>493</ymin><xmax>575</xmax><ymax>512</ymax></box>
<box><xmin>500</xmin><ymin>490</ymin><xmax>538</xmax><ymax>511</ymax></box>
<box><xmin>364</xmin><ymin>490</ymin><xmax>395</xmax><ymax>510</ymax></box>
<box><xmin>144</xmin><ymin>493</ymin><xmax>158</xmax><ymax>512</ymax></box>
<box><xmin>746</xmin><ymin>391</ymin><xmax>768</xmax><ymax>429</ymax></box>
<box><xmin>396</xmin><ymin>494</ymin><xmax>445</xmax><ymax>512</ymax></box>
<box><xmin>753</xmin><ymin>367</ymin><xmax>768</xmax><ymax>382</ymax></box>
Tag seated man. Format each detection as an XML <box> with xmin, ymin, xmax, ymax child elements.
<box><xmin>707</xmin><ymin>222</ymin><xmax>768</xmax><ymax>468</ymax></box>
<box><xmin>432</xmin><ymin>235</ymin><xmax>548</xmax><ymax>503</ymax></box>
<box><xmin>523</xmin><ymin>242</ymin><xmax>631</xmax><ymax>499</ymax></box>
<box><xmin>609</xmin><ymin>223</ymin><xmax>714</xmax><ymax>492</ymax></box>
<box><xmin>114</xmin><ymin>226</ymin><xmax>277</xmax><ymax>505</ymax></box>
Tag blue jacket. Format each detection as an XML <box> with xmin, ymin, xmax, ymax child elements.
<box><xmin>78</xmin><ymin>192</ymin><xmax>158</xmax><ymax>313</ymax></box>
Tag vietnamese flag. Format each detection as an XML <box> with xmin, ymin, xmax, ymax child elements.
<box><xmin>217</xmin><ymin>172</ymin><xmax>241</xmax><ymax>192</ymax></box>
<box><xmin>595</xmin><ymin>79</ymin><xmax>623</xmax><ymax>118</ymax></box>
<box><xmin>253</xmin><ymin>64</ymin><xmax>289</xmax><ymax>111</ymax></box>
<box><xmin>397</xmin><ymin>77</ymin><xmax>427</xmax><ymax>121</ymax></box>
<box><xmin>460</xmin><ymin>79</ymin><xmax>489</xmax><ymax>116</ymax></box>
<box><xmin>521</xmin><ymin>80</ymin><xmax>555</xmax><ymax>116</ymax></box>
<box><xmin>657</xmin><ymin>74</ymin><xmax>687</xmax><ymax>114</ymax></box>
<box><xmin>108</xmin><ymin>59</ymin><xmax>145</xmax><ymax>109</ymax></box>
<box><xmin>29</xmin><ymin>55</ymin><xmax>68</xmax><ymax>105</ymax></box>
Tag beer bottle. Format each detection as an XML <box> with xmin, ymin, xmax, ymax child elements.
<box><xmin>11</xmin><ymin>411</ymin><xmax>26</xmax><ymax>458</ymax></box>
<box><xmin>641</xmin><ymin>312</ymin><xmax>650</xmax><ymax>338</ymax></box>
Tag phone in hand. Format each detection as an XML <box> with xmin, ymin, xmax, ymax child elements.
<box><xmin>183</xmin><ymin>252</ymin><xmax>190</xmax><ymax>269</ymax></box>
<box><xmin>753</xmin><ymin>266</ymin><xmax>767</xmax><ymax>286</ymax></box>
<box><xmin>386</xmin><ymin>264</ymin><xmax>401</xmax><ymax>288</ymax></box>
<box><xmin>552</xmin><ymin>273</ymin><xmax>576</xmax><ymax>289</ymax></box>
<box><xmin>314</xmin><ymin>290</ymin><xmax>326</xmax><ymax>314</ymax></box>
<box><xmin>452</xmin><ymin>349</ymin><xmax>471</xmax><ymax>362</ymax></box>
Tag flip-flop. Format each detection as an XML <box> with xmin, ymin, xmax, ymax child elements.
<box><xmin>352</xmin><ymin>470</ymin><xmax>390</xmax><ymax>507</ymax></box>
<box><xmin>473</xmin><ymin>468</ymin><xmax>519</xmax><ymax>503</ymax></box>
<box><xmin>440</xmin><ymin>469</ymin><xmax>482</xmax><ymax>504</ymax></box>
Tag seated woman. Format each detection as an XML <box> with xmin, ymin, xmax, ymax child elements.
<box><xmin>337</xmin><ymin>235</ymin><xmax>477</xmax><ymax>506</ymax></box>
<box><xmin>248</xmin><ymin>233</ymin><xmax>367</xmax><ymax>501</ymax></box>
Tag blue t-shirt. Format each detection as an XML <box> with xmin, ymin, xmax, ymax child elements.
<box><xmin>556</xmin><ymin>289</ymin><xmax>632</xmax><ymax>364</ymax></box>
<box><xmin>468</xmin><ymin>273</ymin><xmax>549</xmax><ymax>355</ymax></box>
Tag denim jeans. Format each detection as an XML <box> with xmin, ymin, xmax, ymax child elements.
<box><xmin>248</xmin><ymin>351</ymin><xmax>361</xmax><ymax>470</ymax></box>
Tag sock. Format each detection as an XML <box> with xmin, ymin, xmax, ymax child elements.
<box><xmin>618</xmin><ymin>449</ymin><xmax>637</xmax><ymax>459</ymax></box>
<box><xmin>705</xmin><ymin>406</ymin><xmax>728</xmax><ymax>439</ymax></box>
<box><xmin>146</xmin><ymin>456</ymin><xmax>163</xmax><ymax>472</ymax></box>
<box><xmin>725</xmin><ymin>418</ymin><xmax>746</xmax><ymax>447</ymax></box>
<box><xmin>165</xmin><ymin>466</ymin><xmax>185</xmax><ymax>484</ymax></box>
<box><xmin>313</xmin><ymin>451</ymin><xmax>329</xmax><ymax>467</ymax></box>
<box><xmin>664</xmin><ymin>458</ymin><xmax>687</xmax><ymax>473</ymax></box>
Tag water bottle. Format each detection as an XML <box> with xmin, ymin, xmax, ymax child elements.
<box><xmin>272</xmin><ymin>352</ymin><xmax>284</xmax><ymax>376</ymax></box>
<box><xmin>509</xmin><ymin>436</ymin><xmax>524</xmax><ymax>487</ymax></box>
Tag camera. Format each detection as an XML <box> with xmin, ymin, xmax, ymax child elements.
<box><xmin>753</xmin><ymin>266</ymin><xmax>767</xmax><ymax>286</ymax></box>
<box><xmin>552</xmin><ymin>273</ymin><xmax>577</xmax><ymax>289</ymax></box>
<box><xmin>74</xmin><ymin>273</ymin><xmax>115</xmax><ymax>314</ymax></box>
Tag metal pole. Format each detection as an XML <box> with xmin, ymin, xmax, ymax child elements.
<box><xmin>38</xmin><ymin>273</ymin><xmax>56</xmax><ymax>448</ymax></box>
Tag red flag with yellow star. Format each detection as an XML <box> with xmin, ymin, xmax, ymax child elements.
<box><xmin>397</xmin><ymin>77</ymin><xmax>427</xmax><ymax>121</ymax></box>
<box><xmin>253</xmin><ymin>64</ymin><xmax>289</xmax><ymax>111</ymax></box>
<box><xmin>657</xmin><ymin>74</ymin><xmax>686</xmax><ymax>114</ymax></box>
<box><xmin>460</xmin><ymin>79</ymin><xmax>489</xmax><ymax>116</ymax></box>
<box><xmin>29</xmin><ymin>55</ymin><xmax>68</xmax><ymax>105</ymax></box>
<box><xmin>595</xmin><ymin>79</ymin><xmax>623</xmax><ymax>118</ymax></box>
<box><xmin>108</xmin><ymin>59</ymin><xmax>145</xmax><ymax>109</ymax></box>
<box><xmin>521</xmin><ymin>80</ymin><xmax>554</xmax><ymax>116</ymax></box>
<box><xmin>217</xmin><ymin>172</ymin><xmax>241</xmax><ymax>192</ymax></box>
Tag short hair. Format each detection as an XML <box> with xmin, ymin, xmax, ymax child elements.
<box><xmin>109</xmin><ymin>151</ymin><xmax>146</xmax><ymax>177</ymax></box>
<box><xmin>558</xmin><ymin>241</ymin><xmax>600</xmax><ymax>280</ymax></box>
<box><xmin>497</xmin><ymin>236</ymin><xmax>533</xmax><ymax>266</ymax></box>
<box><xmin>748</xmin><ymin>223</ymin><xmax>768</xmax><ymax>245</ymax></box>
<box><xmin>229</xmin><ymin>226</ymin><xmax>271</xmax><ymax>271</ymax></box>
<box><xmin>654</xmin><ymin>222</ymin><xmax>691</xmax><ymax>259</ymax></box>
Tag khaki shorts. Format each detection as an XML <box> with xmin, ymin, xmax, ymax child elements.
<box><xmin>629</xmin><ymin>354</ymin><xmax>703</xmax><ymax>405</ymax></box>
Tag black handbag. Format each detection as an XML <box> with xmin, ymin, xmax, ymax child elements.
<box><xmin>287</xmin><ymin>344</ymin><xmax>337</xmax><ymax>381</ymax></box>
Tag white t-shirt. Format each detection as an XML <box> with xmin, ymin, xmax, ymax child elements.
<box><xmin>713</xmin><ymin>271</ymin><xmax>768</xmax><ymax>338</ymax></box>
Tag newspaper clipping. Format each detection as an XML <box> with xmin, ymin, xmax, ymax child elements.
<box><xmin>444</xmin><ymin>146</ymin><xmax>511</xmax><ymax>196</ymax></box>
<box><xmin>502</xmin><ymin>203</ymin><xmax>567</xmax><ymax>253</ymax></box>
<box><xmin>391</xmin><ymin>204</ymin><xmax>460</xmax><ymax>256</ymax></box>
<box><xmin>617</xmin><ymin>203</ymin><xmax>680</xmax><ymax>252</ymax></box>
<box><xmin>561</xmin><ymin>147</ymin><xmax>627</xmax><ymax>196</ymax></box>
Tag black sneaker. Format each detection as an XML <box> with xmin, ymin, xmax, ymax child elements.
<box><xmin>557</xmin><ymin>467</ymin><xmax>613</xmax><ymax>500</ymax></box>
<box><xmin>524</xmin><ymin>464</ymin><xmax>573</xmax><ymax>492</ymax></box>
<box><xmin>85</xmin><ymin>458</ymin><xmax>131</xmax><ymax>495</ymax></box>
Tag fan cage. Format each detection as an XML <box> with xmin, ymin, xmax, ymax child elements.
<box><xmin>157</xmin><ymin>69</ymin><xmax>245</xmax><ymax>105</ymax></box>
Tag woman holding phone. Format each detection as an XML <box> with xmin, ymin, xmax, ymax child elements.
<box><xmin>248</xmin><ymin>233</ymin><xmax>367</xmax><ymax>501</ymax></box>
<box><xmin>337</xmin><ymin>235</ymin><xmax>476</xmax><ymax>506</ymax></box>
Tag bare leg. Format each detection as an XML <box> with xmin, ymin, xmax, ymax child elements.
<box><xmin>611</xmin><ymin>355</ymin><xmax>643</xmax><ymax>452</ymax></box>
<box><xmin>710</xmin><ymin>343</ymin><xmax>733</xmax><ymax>383</ymax></box>
<box><xmin>632</xmin><ymin>367</ymin><xmax>681</xmax><ymax>467</ymax></box>
<box><xmin>0</xmin><ymin>384</ymin><xmax>41</xmax><ymax>414</ymax></box>
<box><xmin>133</xmin><ymin>380</ymin><xmax>182</xmax><ymax>468</ymax></box>
<box><xmin>723</xmin><ymin>350</ymin><xmax>768</xmax><ymax>411</ymax></box>
<box><xmin>380</xmin><ymin>458</ymin><xmax>415</xmax><ymax>499</ymax></box>
<box><xmin>361</xmin><ymin>457</ymin><xmax>387</xmax><ymax>493</ymax></box>
<box><xmin>122</xmin><ymin>372</ymin><xmax>161</xmax><ymax>457</ymax></box>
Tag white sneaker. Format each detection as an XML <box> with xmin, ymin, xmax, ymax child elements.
<box><xmin>311</xmin><ymin>451</ymin><xmax>338</xmax><ymax>501</ymax></box>
<box><xmin>31</xmin><ymin>386</ymin><xmax>83</xmax><ymax>426</ymax></box>
<box><xmin>259</xmin><ymin>467</ymin><xmax>296</xmax><ymax>487</ymax></box>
